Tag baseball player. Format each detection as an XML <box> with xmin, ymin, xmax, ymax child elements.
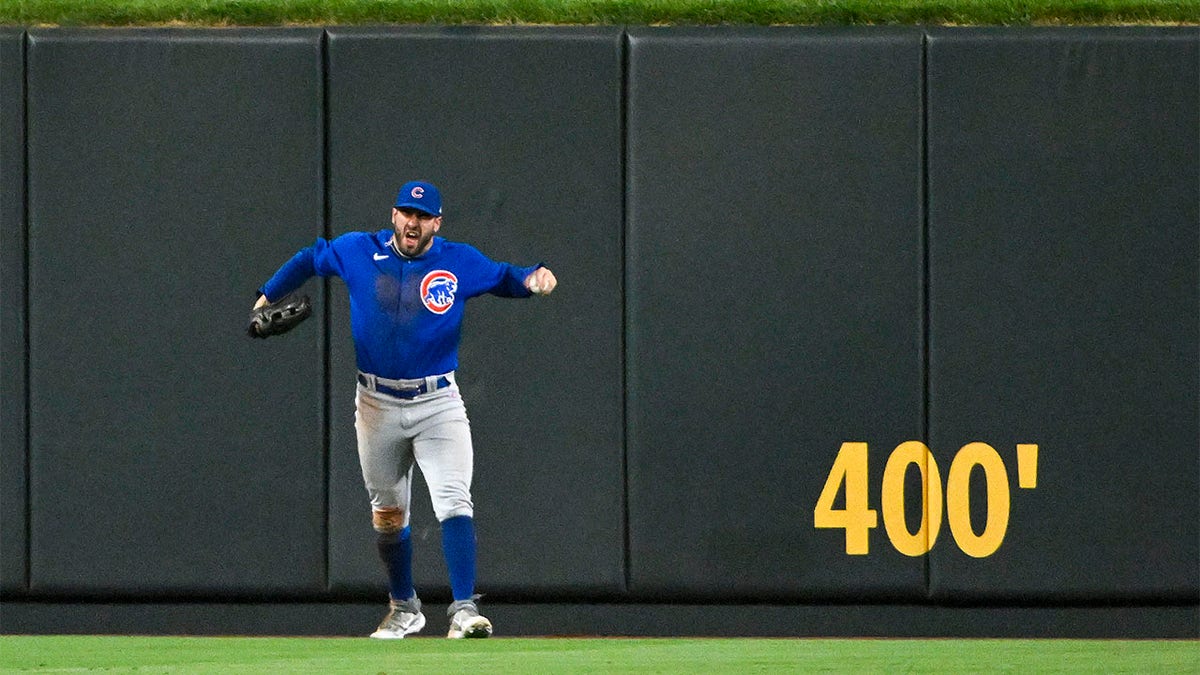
<box><xmin>250</xmin><ymin>180</ymin><xmax>557</xmax><ymax>639</ymax></box>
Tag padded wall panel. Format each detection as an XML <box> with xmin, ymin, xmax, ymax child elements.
<box><xmin>926</xmin><ymin>28</ymin><xmax>1199</xmax><ymax>600</ymax></box>
<box><xmin>325</xmin><ymin>27</ymin><xmax>625</xmax><ymax>598</ymax></box>
<box><xmin>626</xmin><ymin>28</ymin><xmax>925</xmax><ymax>599</ymax></box>
<box><xmin>0</xmin><ymin>29</ymin><xmax>26</xmax><ymax>594</ymax></box>
<box><xmin>26</xmin><ymin>29</ymin><xmax>326</xmax><ymax>594</ymax></box>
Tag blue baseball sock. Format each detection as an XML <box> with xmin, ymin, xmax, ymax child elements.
<box><xmin>440</xmin><ymin>515</ymin><xmax>477</xmax><ymax>601</ymax></box>
<box><xmin>376</xmin><ymin>526</ymin><xmax>414</xmax><ymax>602</ymax></box>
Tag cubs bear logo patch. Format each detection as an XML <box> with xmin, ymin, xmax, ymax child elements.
<box><xmin>420</xmin><ymin>270</ymin><xmax>458</xmax><ymax>314</ymax></box>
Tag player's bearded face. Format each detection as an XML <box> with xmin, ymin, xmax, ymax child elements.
<box><xmin>392</xmin><ymin>208</ymin><xmax>442</xmax><ymax>256</ymax></box>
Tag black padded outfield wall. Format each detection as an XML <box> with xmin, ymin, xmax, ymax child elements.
<box><xmin>23</xmin><ymin>29</ymin><xmax>327</xmax><ymax>596</ymax></box>
<box><xmin>0</xmin><ymin>27</ymin><xmax>1196</xmax><ymax>636</ymax></box>
<box><xmin>625</xmin><ymin>28</ymin><xmax>926</xmax><ymax>600</ymax></box>
<box><xmin>0</xmin><ymin>28</ymin><xmax>26</xmax><ymax>594</ymax></box>
<box><xmin>925</xmin><ymin>28</ymin><xmax>1199</xmax><ymax>601</ymax></box>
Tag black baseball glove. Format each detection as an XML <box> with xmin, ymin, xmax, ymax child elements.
<box><xmin>247</xmin><ymin>293</ymin><xmax>312</xmax><ymax>338</ymax></box>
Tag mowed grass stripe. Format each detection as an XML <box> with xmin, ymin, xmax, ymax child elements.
<box><xmin>1</xmin><ymin>636</ymin><xmax>1197</xmax><ymax>673</ymax></box>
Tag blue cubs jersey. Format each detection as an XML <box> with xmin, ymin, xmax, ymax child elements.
<box><xmin>260</xmin><ymin>230</ymin><xmax>539</xmax><ymax>380</ymax></box>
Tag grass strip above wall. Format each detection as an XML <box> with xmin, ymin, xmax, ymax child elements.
<box><xmin>5</xmin><ymin>0</ymin><xmax>1199</xmax><ymax>27</ymax></box>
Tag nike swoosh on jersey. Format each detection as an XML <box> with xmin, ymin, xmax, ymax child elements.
<box><xmin>373</xmin><ymin>253</ymin><xmax>388</xmax><ymax>261</ymax></box>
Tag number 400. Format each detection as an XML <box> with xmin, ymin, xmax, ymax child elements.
<box><xmin>813</xmin><ymin>441</ymin><xmax>1038</xmax><ymax>558</ymax></box>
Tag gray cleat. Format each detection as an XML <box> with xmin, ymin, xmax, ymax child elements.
<box><xmin>446</xmin><ymin>598</ymin><xmax>492</xmax><ymax>639</ymax></box>
<box><xmin>370</xmin><ymin>595</ymin><xmax>426</xmax><ymax>639</ymax></box>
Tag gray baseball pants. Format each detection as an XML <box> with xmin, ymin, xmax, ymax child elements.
<box><xmin>354</xmin><ymin>379</ymin><xmax>475</xmax><ymax>525</ymax></box>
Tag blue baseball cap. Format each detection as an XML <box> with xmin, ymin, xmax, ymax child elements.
<box><xmin>394</xmin><ymin>180</ymin><xmax>442</xmax><ymax>217</ymax></box>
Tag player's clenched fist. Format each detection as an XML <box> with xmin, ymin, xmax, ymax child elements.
<box><xmin>525</xmin><ymin>267</ymin><xmax>558</xmax><ymax>296</ymax></box>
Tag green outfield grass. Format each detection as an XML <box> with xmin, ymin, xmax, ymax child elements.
<box><xmin>1</xmin><ymin>636</ymin><xmax>1197</xmax><ymax>673</ymax></box>
<box><xmin>3</xmin><ymin>0</ymin><xmax>1199</xmax><ymax>26</ymax></box>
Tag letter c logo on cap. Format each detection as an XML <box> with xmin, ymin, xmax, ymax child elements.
<box><xmin>411</xmin><ymin>186</ymin><xmax>424</xmax><ymax>199</ymax></box>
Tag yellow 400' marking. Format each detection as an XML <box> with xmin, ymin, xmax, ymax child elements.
<box><xmin>813</xmin><ymin>441</ymin><xmax>1039</xmax><ymax>557</ymax></box>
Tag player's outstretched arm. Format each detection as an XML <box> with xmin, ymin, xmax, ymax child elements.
<box><xmin>247</xmin><ymin>239</ymin><xmax>333</xmax><ymax>338</ymax></box>
<box><xmin>525</xmin><ymin>267</ymin><xmax>558</xmax><ymax>296</ymax></box>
